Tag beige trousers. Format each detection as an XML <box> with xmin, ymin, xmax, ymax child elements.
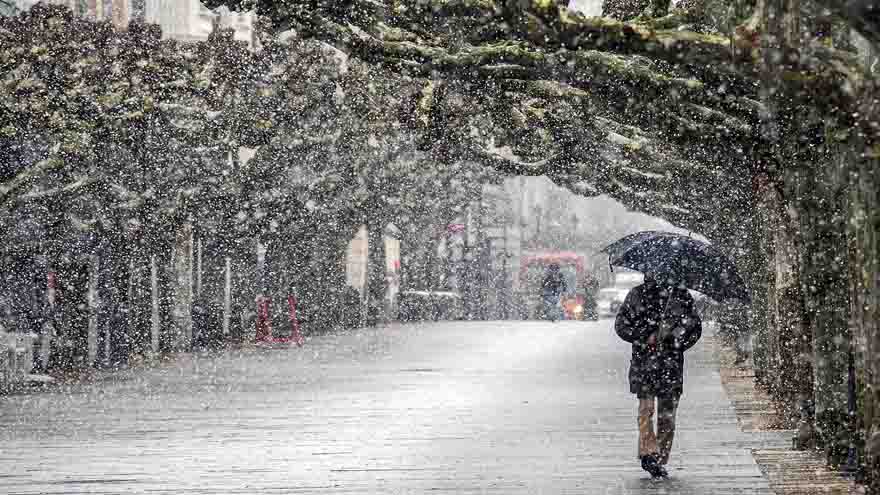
<box><xmin>637</xmin><ymin>396</ymin><xmax>679</xmax><ymax>464</ymax></box>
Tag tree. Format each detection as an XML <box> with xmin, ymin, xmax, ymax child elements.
<box><xmin>234</xmin><ymin>35</ymin><xmax>501</xmax><ymax>327</ymax></box>
<box><xmin>0</xmin><ymin>4</ymin><xmax>282</xmax><ymax>360</ymax></box>
<box><xmin>1</xmin><ymin>5</ymin><xmax>212</xmax><ymax>364</ymax></box>
<box><xmin>202</xmin><ymin>0</ymin><xmax>880</xmax><ymax>485</ymax></box>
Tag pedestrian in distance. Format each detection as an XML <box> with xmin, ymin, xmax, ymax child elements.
<box><xmin>540</xmin><ymin>263</ymin><xmax>567</xmax><ymax>321</ymax></box>
<box><xmin>614</xmin><ymin>271</ymin><xmax>703</xmax><ymax>479</ymax></box>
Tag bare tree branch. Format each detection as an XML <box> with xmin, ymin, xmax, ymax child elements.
<box><xmin>0</xmin><ymin>144</ymin><xmax>63</xmax><ymax>206</ymax></box>
<box><xmin>814</xmin><ymin>0</ymin><xmax>880</xmax><ymax>52</ymax></box>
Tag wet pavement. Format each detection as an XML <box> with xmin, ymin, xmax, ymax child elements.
<box><xmin>1</xmin><ymin>320</ymin><xmax>778</xmax><ymax>494</ymax></box>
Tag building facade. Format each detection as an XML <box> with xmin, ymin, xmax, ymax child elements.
<box><xmin>1</xmin><ymin>0</ymin><xmax>20</xmax><ymax>15</ymax></box>
<box><xmin>567</xmin><ymin>0</ymin><xmax>602</xmax><ymax>15</ymax></box>
<box><xmin>143</xmin><ymin>0</ymin><xmax>254</xmax><ymax>45</ymax></box>
<box><xmin>14</xmin><ymin>0</ymin><xmax>129</xmax><ymax>28</ymax></box>
<box><xmin>11</xmin><ymin>0</ymin><xmax>254</xmax><ymax>45</ymax></box>
<box><xmin>346</xmin><ymin>225</ymin><xmax>401</xmax><ymax>301</ymax></box>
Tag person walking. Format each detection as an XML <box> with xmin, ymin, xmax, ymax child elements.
<box><xmin>540</xmin><ymin>263</ymin><xmax>566</xmax><ymax>321</ymax></box>
<box><xmin>615</xmin><ymin>272</ymin><xmax>702</xmax><ymax>478</ymax></box>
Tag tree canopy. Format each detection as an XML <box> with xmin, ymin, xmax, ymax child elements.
<box><xmin>198</xmin><ymin>0</ymin><xmax>872</xmax><ymax>246</ymax></box>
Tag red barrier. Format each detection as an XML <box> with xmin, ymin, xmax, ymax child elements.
<box><xmin>255</xmin><ymin>295</ymin><xmax>303</xmax><ymax>346</ymax></box>
<box><xmin>255</xmin><ymin>296</ymin><xmax>272</xmax><ymax>342</ymax></box>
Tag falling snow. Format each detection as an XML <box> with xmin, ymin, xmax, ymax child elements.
<box><xmin>1</xmin><ymin>1</ymin><xmax>879</xmax><ymax>494</ymax></box>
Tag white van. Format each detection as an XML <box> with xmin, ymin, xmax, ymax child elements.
<box><xmin>596</xmin><ymin>287</ymin><xmax>630</xmax><ymax>318</ymax></box>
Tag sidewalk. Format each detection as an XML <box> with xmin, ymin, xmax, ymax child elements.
<box><xmin>711</xmin><ymin>332</ymin><xmax>859</xmax><ymax>495</ymax></box>
<box><xmin>0</xmin><ymin>319</ymin><xmax>854</xmax><ymax>494</ymax></box>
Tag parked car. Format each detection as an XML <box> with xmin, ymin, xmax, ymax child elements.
<box><xmin>596</xmin><ymin>287</ymin><xmax>629</xmax><ymax>318</ymax></box>
<box><xmin>397</xmin><ymin>291</ymin><xmax>463</xmax><ymax>321</ymax></box>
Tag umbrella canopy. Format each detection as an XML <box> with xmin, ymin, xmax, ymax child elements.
<box><xmin>601</xmin><ymin>231</ymin><xmax>750</xmax><ymax>303</ymax></box>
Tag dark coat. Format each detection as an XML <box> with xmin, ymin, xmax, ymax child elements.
<box><xmin>541</xmin><ymin>270</ymin><xmax>566</xmax><ymax>295</ymax></box>
<box><xmin>615</xmin><ymin>283</ymin><xmax>702</xmax><ymax>398</ymax></box>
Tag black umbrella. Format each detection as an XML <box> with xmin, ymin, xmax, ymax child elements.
<box><xmin>601</xmin><ymin>231</ymin><xmax>750</xmax><ymax>303</ymax></box>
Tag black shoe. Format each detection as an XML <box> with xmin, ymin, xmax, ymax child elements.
<box><xmin>655</xmin><ymin>464</ymin><xmax>668</xmax><ymax>479</ymax></box>
<box><xmin>640</xmin><ymin>454</ymin><xmax>668</xmax><ymax>479</ymax></box>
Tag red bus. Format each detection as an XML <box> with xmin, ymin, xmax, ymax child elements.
<box><xmin>518</xmin><ymin>252</ymin><xmax>598</xmax><ymax>320</ymax></box>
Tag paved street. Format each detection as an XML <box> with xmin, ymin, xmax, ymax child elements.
<box><xmin>1</xmin><ymin>319</ymin><xmax>777</xmax><ymax>494</ymax></box>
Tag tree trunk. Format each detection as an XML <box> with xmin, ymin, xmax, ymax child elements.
<box><xmin>155</xmin><ymin>242</ymin><xmax>175</xmax><ymax>353</ymax></box>
<box><xmin>194</xmin><ymin>235</ymin><xmax>227</xmax><ymax>348</ymax></box>
<box><xmin>87</xmin><ymin>254</ymin><xmax>99</xmax><ymax>366</ymax></box>
<box><xmin>98</xmin><ymin>235</ymin><xmax>132</xmax><ymax>368</ymax></box>
<box><xmin>400</xmin><ymin>228</ymin><xmax>440</xmax><ymax>292</ymax></box>
<box><xmin>261</xmin><ymin>236</ymin><xmax>293</xmax><ymax>335</ymax></box>
<box><xmin>759</xmin><ymin>20</ymin><xmax>854</xmax><ymax>455</ymax></box>
<box><xmin>312</xmin><ymin>236</ymin><xmax>349</xmax><ymax>333</ymax></box>
<box><xmin>772</xmin><ymin>206</ymin><xmax>815</xmax><ymax>441</ymax></box>
<box><xmin>848</xmin><ymin>83</ymin><xmax>880</xmax><ymax>491</ymax></box>
<box><xmin>49</xmin><ymin>257</ymin><xmax>90</xmax><ymax>369</ymax></box>
<box><xmin>766</xmin><ymin>117</ymin><xmax>852</xmax><ymax>459</ymax></box>
<box><xmin>228</xmin><ymin>241</ymin><xmax>256</xmax><ymax>344</ymax></box>
<box><xmin>752</xmin><ymin>175</ymin><xmax>780</xmax><ymax>391</ymax></box>
<box><xmin>760</xmin><ymin>0</ymin><xmax>825</xmax><ymax>451</ymax></box>
<box><xmin>855</xmin><ymin>159</ymin><xmax>880</xmax><ymax>491</ymax></box>
<box><xmin>747</xmin><ymin>259</ymin><xmax>770</xmax><ymax>378</ymax></box>
<box><xmin>365</xmin><ymin>220</ymin><xmax>387</xmax><ymax>327</ymax></box>
<box><xmin>170</xmin><ymin>220</ymin><xmax>194</xmax><ymax>351</ymax></box>
<box><xmin>127</xmin><ymin>240</ymin><xmax>152</xmax><ymax>358</ymax></box>
<box><xmin>794</xmin><ymin>157</ymin><xmax>852</xmax><ymax>466</ymax></box>
<box><xmin>232</xmin><ymin>256</ymin><xmax>252</xmax><ymax>344</ymax></box>
<box><xmin>717</xmin><ymin>214</ymin><xmax>764</xmax><ymax>370</ymax></box>
<box><xmin>150</xmin><ymin>254</ymin><xmax>160</xmax><ymax>354</ymax></box>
